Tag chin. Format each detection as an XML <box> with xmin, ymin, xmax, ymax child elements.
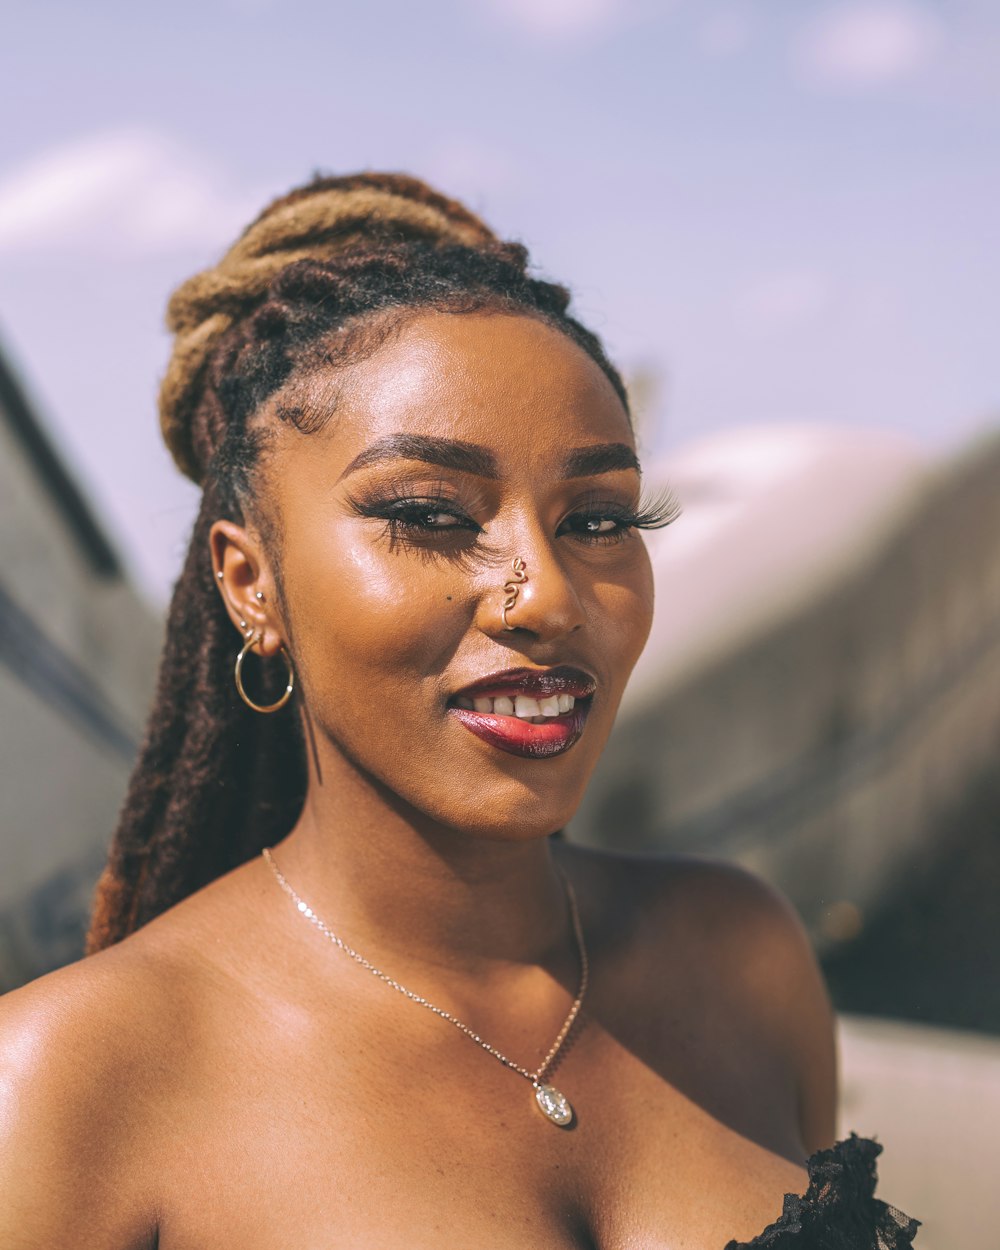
<box><xmin>432</xmin><ymin>777</ymin><xmax>590</xmax><ymax>845</ymax></box>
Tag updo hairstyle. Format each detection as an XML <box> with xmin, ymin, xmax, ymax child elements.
<box><xmin>87</xmin><ymin>172</ymin><xmax>629</xmax><ymax>952</ymax></box>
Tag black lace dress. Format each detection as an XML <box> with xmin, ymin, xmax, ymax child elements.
<box><xmin>726</xmin><ymin>1135</ymin><xmax>920</xmax><ymax>1249</ymax></box>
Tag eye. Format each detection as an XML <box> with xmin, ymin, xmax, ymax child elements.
<box><xmin>380</xmin><ymin>500</ymin><xmax>480</xmax><ymax>535</ymax></box>
<box><xmin>390</xmin><ymin>505</ymin><xmax>470</xmax><ymax>531</ymax></box>
<box><xmin>560</xmin><ymin>488</ymin><xmax>683</xmax><ymax>545</ymax></box>
<box><xmin>345</xmin><ymin>488</ymin><xmax>483</xmax><ymax>538</ymax></box>
<box><xmin>560</xmin><ymin>511</ymin><xmax>634</xmax><ymax>543</ymax></box>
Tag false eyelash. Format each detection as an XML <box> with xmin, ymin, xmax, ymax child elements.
<box><xmin>627</xmin><ymin>483</ymin><xmax>683</xmax><ymax>530</ymax></box>
<box><xmin>344</xmin><ymin>480</ymin><xmax>683</xmax><ymax>557</ymax></box>
<box><xmin>344</xmin><ymin>476</ymin><xmax>485</xmax><ymax>524</ymax></box>
<box><xmin>565</xmin><ymin>484</ymin><xmax>683</xmax><ymax>534</ymax></box>
<box><xmin>344</xmin><ymin>482</ymin><xmax>498</xmax><ymax>571</ymax></box>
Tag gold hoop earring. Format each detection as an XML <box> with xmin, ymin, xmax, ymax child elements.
<box><xmin>234</xmin><ymin>631</ymin><xmax>295</xmax><ymax>714</ymax></box>
<box><xmin>501</xmin><ymin>557</ymin><xmax>528</xmax><ymax>631</ymax></box>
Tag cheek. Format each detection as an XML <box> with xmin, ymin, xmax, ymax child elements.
<box><xmin>591</xmin><ymin>549</ymin><xmax>655</xmax><ymax>675</ymax></box>
<box><xmin>283</xmin><ymin>534</ymin><xmax>462</xmax><ymax>710</ymax></box>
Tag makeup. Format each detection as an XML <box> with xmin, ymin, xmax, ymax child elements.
<box><xmin>447</xmin><ymin>666</ymin><xmax>595</xmax><ymax>759</ymax></box>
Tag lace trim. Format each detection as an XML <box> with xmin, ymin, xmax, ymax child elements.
<box><xmin>725</xmin><ymin>1134</ymin><xmax>921</xmax><ymax>1249</ymax></box>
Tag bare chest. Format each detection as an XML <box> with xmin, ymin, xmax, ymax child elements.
<box><xmin>149</xmin><ymin>1007</ymin><xmax>807</xmax><ymax>1250</ymax></box>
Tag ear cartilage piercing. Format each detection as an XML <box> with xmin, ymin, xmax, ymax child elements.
<box><xmin>255</xmin><ymin>590</ymin><xmax>265</xmax><ymax>601</ymax></box>
<box><xmin>501</xmin><ymin>557</ymin><xmax>528</xmax><ymax>632</ymax></box>
<box><xmin>216</xmin><ymin>571</ymin><xmax>224</xmax><ymax>580</ymax></box>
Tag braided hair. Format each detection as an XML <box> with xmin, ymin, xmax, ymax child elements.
<box><xmin>86</xmin><ymin>171</ymin><xmax>630</xmax><ymax>953</ymax></box>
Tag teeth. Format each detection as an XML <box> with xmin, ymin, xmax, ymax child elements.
<box><xmin>454</xmin><ymin>693</ymin><xmax>577</xmax><ymax>717</ymax></box>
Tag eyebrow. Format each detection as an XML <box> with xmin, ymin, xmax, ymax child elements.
<box><xmin>561</xmin><ymin>443</ymin><xmax>641</xmax><ymax>478</ymax></box>
<box><xmin>338</xmin><ymin>434</ymin><xmax>499</xmax><ymax>481</ymax></box>
<box><xmin>337</xmin><ymin>435</ymin><xmax>640</xmax><ymax>482</ymax></box>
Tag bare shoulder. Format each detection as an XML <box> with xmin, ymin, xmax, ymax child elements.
<box><xmin>0</xmin><ymin>908</ymin><xmax>214</xmax><ymax>1247</ymax></box>
<box><xmin>560</xmin><ymin>839</ymin><xmax>814</xmax><ymax>954</ymax></box>
<box><xmin>560</xmin><ymin>842</ymin><xmax>838</xmax><ymax>1152</ymax></box>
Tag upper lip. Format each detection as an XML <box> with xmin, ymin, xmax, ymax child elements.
<box><xmin>450</xmin><ymin>665</ymin><xmax>597</xmax><ymax>702</ymax></box>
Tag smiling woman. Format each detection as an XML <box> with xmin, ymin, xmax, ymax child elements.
<box><xmin>0</xmin><ymin>173</ymin><xmax>918</xmax><ymax>1249</ymax></box>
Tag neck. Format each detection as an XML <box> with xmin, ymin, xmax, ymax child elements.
<box><xmin>273</xmin><ymin>757</ymin><xmax>572</xmax><ymax>978</ymax></box>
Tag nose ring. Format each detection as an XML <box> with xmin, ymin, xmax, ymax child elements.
<box><xmin>501</xmin><ymin>557</ymin><xmax>528</xmax><ymax>631</ymax></box>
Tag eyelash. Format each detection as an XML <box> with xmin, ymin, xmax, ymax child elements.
<box><xmin>346</xmin><ymin>484</ymin><xmax>682</xmax><ymax>547</ymax></box>
<box><xmin>346</xmin><ymin>484</ymin><xmax>483</xmax><ymax>545</ymax></box>
<box><xmin>561</xmin><ymin>486</ymin><xmax>683</xmax><ymax>544</ymax></box>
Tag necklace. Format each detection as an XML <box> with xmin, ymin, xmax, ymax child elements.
<box><xmin>262</xmin><ymin>847</ymin><xmax>588</xmax><ymax>1127</ymax></box>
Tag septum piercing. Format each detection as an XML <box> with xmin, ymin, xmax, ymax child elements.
<box><xmin>501</xmin><ymin>557</ymin><xmax>528</xmax><ymax>631</ymax></box>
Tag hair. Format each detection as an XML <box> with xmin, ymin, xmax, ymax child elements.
<box><xmin>86</xmin><ymin>171</ymin><xmax>630</xmax><ymax>953</ymax></box>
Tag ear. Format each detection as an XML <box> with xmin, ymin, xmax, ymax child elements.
<box><xmin>210</xmin><ymin>519</ymin><xmax>284</xmax><ymax>657</ymax></box>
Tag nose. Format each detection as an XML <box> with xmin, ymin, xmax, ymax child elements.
<box><xmin>477</xmin><ymin>536</ymin><xmax>586</xmax><ymax>644</ymax></box>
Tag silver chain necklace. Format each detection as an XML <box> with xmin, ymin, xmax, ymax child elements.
<box><xmin>262</xmin><ymin>847</ymin><xmax>588</xmax><ymax>1126</ymax></box>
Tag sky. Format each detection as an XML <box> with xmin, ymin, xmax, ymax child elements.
<box><xmin>1</xmin><ymin>0</ymin><xmax>997</xmax><ymax>603</ymax></box>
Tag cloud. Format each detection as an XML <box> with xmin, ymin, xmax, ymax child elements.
<box><xmin>477</xmin><ymin>0</ymin><xmax>635</xmax><ymax>41</ymax></box>
<box><xmin>0</xmin><ymin>129</ymin><xmax>260</xmax><ymax>256</ymax></box>
<box><xmin>794</xmin><ymin>3</ymin><xmax>941</xmax><ymax>88</ymax></box>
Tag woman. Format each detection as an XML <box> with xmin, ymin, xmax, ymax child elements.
<box><xmin>0</xmin><ymin>173</ymin><xmax>917</xmax><ymax>1247</ymax></box>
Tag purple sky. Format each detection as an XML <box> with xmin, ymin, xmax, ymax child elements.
<box><xmin>1</xmin><ymin>0</ymin><xmax>997</xmax><ymax>601</ymax></box>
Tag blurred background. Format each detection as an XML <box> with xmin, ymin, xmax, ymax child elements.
<box><xmin>1</xmin><ymin>1</ymin><xmax>998</xmax><ymax>1244</ymax></box>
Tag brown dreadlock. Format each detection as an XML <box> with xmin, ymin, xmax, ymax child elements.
<box><xmin>86</xmin><ymin>171</ymin><xmax>630</xmax><ymax>953</ymax></box>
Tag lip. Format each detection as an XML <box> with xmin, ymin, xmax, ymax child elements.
<box><xmin>446</xmin><ymin>666</ymin><xmax>596</xmax><ymax>760</ymax></box>
<box><xmin>449</xmin><ymin>665</ymin><xmax>597</xmax><ymax>702</ymax></box>
<box><xmin>447</xmin><ymin>701</ymin><xmax>591</xmax><ymax>759</ymax></box>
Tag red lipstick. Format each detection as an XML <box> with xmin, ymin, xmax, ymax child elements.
<box><xmin>447</xmin><ymin>666</ymin><xmax>595</xmax><ymax>760</ymax></box>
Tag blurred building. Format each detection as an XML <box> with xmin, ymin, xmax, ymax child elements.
<box><xmin>573</xmin><ymin>425</ymin><xmax>1000</xmax><ymax>959</ymax></box>
<box><xmin>0</xmin><ymin>338</ymin><xmax>160</xmax><ymax>990</ymax></box>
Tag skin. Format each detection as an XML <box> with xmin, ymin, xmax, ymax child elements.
<box><xmin>0</xmin><ymin>312</ymin><xmax>836</xmax><ymax>1250</ymax></box>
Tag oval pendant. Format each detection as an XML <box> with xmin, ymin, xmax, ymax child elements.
<box><xmin>534</xmin><ymin>1082</ymin><xmax>574</xmax><ymax>1126</ymax></box>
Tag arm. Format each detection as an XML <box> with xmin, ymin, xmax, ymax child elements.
<box><xmin>758</xmin><ymin>885</ymin><xmax>838</xmax><ymax>1154</ymax></box>
<box><xmin>644</xmin><ymin>856</ymin><xmax>838</xmax><ymax>1156</ymax></box>
<box><xmin>793</xmin><ymin>949</ymin><xmax>838</xmax><ymax>1153</ymax></box>
<box><xmin>710</xmin><ymin>862</ymin><xmax>839</xmax><ymax>1155</ymax></box>
<box><xmin>0</xmin><ymin>963</ymin><xmax>159</xmax><ymax>1249</ymax></box>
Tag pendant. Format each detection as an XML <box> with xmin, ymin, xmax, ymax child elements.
<box><xmin>534</xmin><ymin>1082</ymin><xmax>574</xmax><ymax>1126</ymax></box>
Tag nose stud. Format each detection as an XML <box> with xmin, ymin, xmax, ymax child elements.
<box><xmin>501</xmin><ymin>557</ymin><xmax>528</xmax><ymax>631</ymax></box>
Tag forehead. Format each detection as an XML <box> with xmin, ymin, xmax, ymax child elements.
<box><xmin>293</xmin><ymin>310</ymin><xmax>633</xmax><ymax>475</ymax></box>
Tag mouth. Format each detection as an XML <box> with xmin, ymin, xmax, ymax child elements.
<box><xmin>446</xmin><ymin>666</ymin><xmax>596</xmax><ymax>759</ymax></box>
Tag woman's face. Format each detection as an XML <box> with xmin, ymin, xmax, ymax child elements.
<box><xmin>255</xmin><ymin>311</ymin><xmax>655</xmax><ymax>840</ymax></box>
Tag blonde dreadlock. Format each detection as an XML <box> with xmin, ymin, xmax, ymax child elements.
<box><xmin>160</xmin><ymin>174</ymin><xmax>496</xmax><ymax>482</ymax></box>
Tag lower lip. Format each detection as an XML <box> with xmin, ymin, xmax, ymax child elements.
<box><xmin>447</xmin><ymin>701</ymin><xmax>590</xmax><ymax>759</ymax></box>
